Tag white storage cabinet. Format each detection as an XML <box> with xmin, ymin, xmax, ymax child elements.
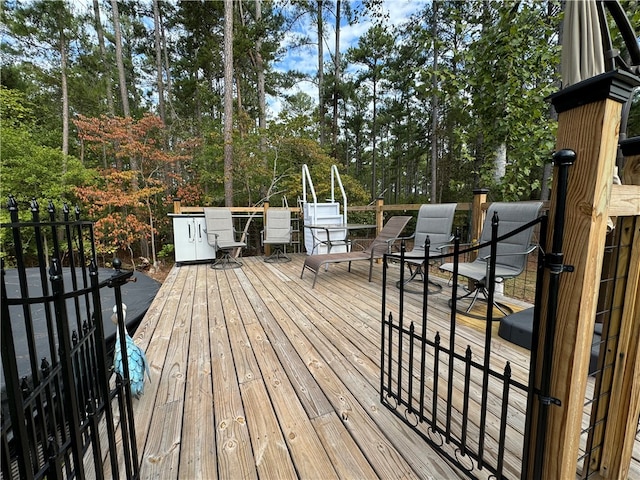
<box><xmin>170</xmin><ymin>214</ymin><xmax>216</xmax><ymax>264</ymax></box>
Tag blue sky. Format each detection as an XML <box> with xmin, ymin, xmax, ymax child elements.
<box><xmin>268</xmin><ymin>0</ymin><xmax>428</xmax><ymax>118</ymax></box>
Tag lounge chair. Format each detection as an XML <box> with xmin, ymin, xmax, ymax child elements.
<box><xmin>396</xmin><ymin>203</ymin><xmax>457</xmax><ymax>294</ymax></box>
<box><xmin>301</xmin><ymin>216</ymin><xmax>412</xmax><ymax>288</ymax></box>
<box><xmin>262</xmin><ymin>208</ymin><xmax>293</xmax><ymax>263</ymax></box>
<box><xmin>439</xmin><ymin>201</ymin><xmax>543</xmax><ymax>316</ymax></box>
<box><xmin>203</xmin><ymin>207</ymin><xmax>247</xmax><ymax>269</ymax></box>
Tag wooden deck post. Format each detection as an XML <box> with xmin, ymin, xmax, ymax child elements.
<box><xmin>263</xmin><ymin>201</ymin><xmax>270</xmax><ymax>256</ymax></box>
<box><xmin>598</xmin><ymin>138</ymin><xmax>640</xmax><ymax>479</ymax></box>
<box><xmin>173</xmin><ymin>197</ymin><xmax>182</xmax><ymax>214</ymax></box>
<box><xmin>620</xmin><ymin>138</ymin><xmax>640</xmax><ymax>185</ymax></box>
<box><xmin>375</xmin><ymin>197</ymin><xmax>384</xmax><ymax>235</ymax></box>
<box><xmin>526</xmin><ymin>71</ymin><xmax>640</xmax><ymax>479</ymax></box>
<box><xmin>470</xmin><ymin>189</ymin><xmax>488</xmax><ymax>262</ymax></box>
<box><xmin>471</xmin><ymin>188</ymin><xmax>488</xmax><ymax>244</ymax></box>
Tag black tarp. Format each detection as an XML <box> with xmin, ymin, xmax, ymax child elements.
<box><xmin>1</xmin><ymin>267</ymin><xmax>160</xmax><ymax>391</ymax></box>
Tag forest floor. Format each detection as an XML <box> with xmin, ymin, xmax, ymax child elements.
<box><xmin>142</xmin><ymin>262</ymin><xmax>173</xmax><ymax>284</ymax></box>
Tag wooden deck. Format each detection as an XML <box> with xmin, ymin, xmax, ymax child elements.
<box><xmin>119</xmin><ymin>254</ymin><xmax>640</xmax><ymax>479</ymax></box>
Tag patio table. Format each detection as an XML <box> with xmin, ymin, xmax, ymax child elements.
<box><xmin>304</xmin><ymin>223</ymin><xmax>376</xmax><ymax>254</ymax></box>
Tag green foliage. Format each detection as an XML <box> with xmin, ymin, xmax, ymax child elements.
<box><xmin>0</xmin><ymin>123</ymin><xmax>89</xmax><ymax>205</ymax></box>
<box><xmin>0</xmin><ymin>87</ymin><xmax>34</xmax><ymax>128</ymax></box>
<box><xmin>192</xmin><ymin>121</ymin><xmax>368</xmax><ymax>209</ymax></box>
<box><xmin>463</xmin><ymin>1</ymin><xmax>559</xmax><ymax>201</ymax></box>
<box><xmin>158</xmin><ymin>243</ymin><xmax>175</xmax><ymax>260</ymax></box>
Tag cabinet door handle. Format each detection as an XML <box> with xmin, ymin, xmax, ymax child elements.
<box><xmin>188</xmin><ymin>223</ymin><xmax>192</xmax><ymax>239</ymax></box>
<box><xmin>198</xmin><ymin>223</ymin><xmax>202</xmax><ymax>239</ymax></box>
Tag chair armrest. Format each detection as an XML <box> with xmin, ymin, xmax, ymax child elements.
<box><xmin>385</xmin><ymin>237</ymin><xmax>403</xmax><ymax>253</ymax></box>
<box><xmin>349</xmin><ymin>239</ymin><xmax>366</xmax><ymax>251</ymax></box>
<box><xmin>480</xmin><ymin>244</ymin><xmax>537</xmax><ymax>261</ymax></box>
<box><xmin>440</xmin><ymin>240</ymin><xmax>476</xmax><ymax>250</ymax></box>
<box><xmin>396</xmin><ymin>233</ymin><xmax>415</xmax><ymax>241</ymax></box>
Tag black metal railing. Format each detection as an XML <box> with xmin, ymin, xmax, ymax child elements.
<box><xmin>1</xmin><ymin>196</ymin><xmax>139</xmax><ymax>480</ymax></box>
<box><xmin>380</xmin><ymin>211</ymin><xmax>547</xmax><ymax>479</ymax></box>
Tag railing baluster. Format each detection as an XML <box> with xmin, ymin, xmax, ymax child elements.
<box><xmin>407</xmin><ymin>322</ymin><xmax>415</xmax><ymax>414</ymax></box>
<box><xmin>432</xmin><ymin>332</ymin><xmax>441</xmax><ymax>427</ymax></box>
<box><xmin>461</xmin><ymin>346</ymin><xmax>472</xmax><ymax>457</ymax></box>
<box><xmin>89</xmin><ymin>260</ymin><xmax>121</xmax><ymax>479</ymax></box>
<box><xmin>397</xmin><ymin>244</ymin><xmax>405</xmax><ymax>407</ymax></box>
<box><xmin>381</xmin><ymin>255</ymin><xmax>388</xmax><ymax>400</ymax></box>
<box><xmin>446</xmin><ymin>233</ymin><xmax>461</xmax><ymax>441</ymax></box>
<box><xmin>50</xmin><ymin>257</ymin><xmax>86</xmax><ymax>480</ymax></box>
<box><xmin>477</xmin><ymin>213</ymin><xmax>500</xmax><ymax>469</ymax></box>
<box><xmin>46</xmin><ymin>437</ymin><xmax>62</xmax><ymax>480</ymax></box>
<box><xmin>387</xmin><ymin>312</ymin><xmax>394</xmax><ymax>398</ymax></box>
<box><xmin>496</xmin><ymin>362</ymin><xmax>512</xmax><ymax>478</ymax></box>
<box><xmin>86</xmin><ymin>399</ymin><xmax>105</xmax><ymax>480</ymax></box>
<box><xmin>41</xmin><ymin>359</ymin><xmax>62</xmax><ymax>448</ymax></box>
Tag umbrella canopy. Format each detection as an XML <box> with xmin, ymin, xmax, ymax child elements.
<box><xmin>561</xmin><ymin>0</ymin><xmax>606</xmax><ymax>88</ymax></box>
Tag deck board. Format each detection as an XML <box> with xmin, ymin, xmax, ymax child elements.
<box><xmin>120</xmin><ymin>254</ymin><xmax>639</xmax><ymax>479</ymax></box>
<box><xmin>209</xmin><ymin>267</ymin><xmax>257</xmax><ymax>480</ymax></box>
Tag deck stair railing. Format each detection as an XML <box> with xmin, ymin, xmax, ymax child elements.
<box><xmin>301</xmin><ymin>164</ymin><xmax>348</xmax><ymax>254</ymax></box>
<box><xmin>381</xmin><ymin>209</ymin><xmax>548</xmax><ymax>479</ymax></box>
<box><xmin>1</xmin><ymin>196</ymin><xmax>139</xmax><ymax>480</ymax></box>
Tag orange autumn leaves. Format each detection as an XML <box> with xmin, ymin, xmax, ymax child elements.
<box><xmin>73</xmin><ymin>114</ymin><xmax>194</xmax><ymax>259</ymax></box>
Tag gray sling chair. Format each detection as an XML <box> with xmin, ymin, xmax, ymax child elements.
<box><xmin>203</xmin><ymin>207</ymin><xmax>247</xmax><ymax>269</ymax></box>
<box><xmin>395</xmin><ymin>203</ymin><xmax>457</xmax><ymax>294</ymax></box>
<box><xmin>261</xmin><ymin>208</ymin><xmax>293</xmax><ymax>263</ymax></box>
<box><xmin>301</xmin><ymin>216</ymin><xmax>412</xmax><ymax>288</ymax></box>
<box><xmin>439</xmin><ymin>201</ymin><xmax>543</xmax><ymax>318</ymax></box>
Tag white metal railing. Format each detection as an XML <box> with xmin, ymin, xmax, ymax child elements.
<box><xmin>301</xmin><ymin>164</ymin><xmax>318</xmax><ymax>205</ymax></box>
<box><xmin>302</xmin><ymin>164</ymin><xmax>348</xmax><ymax>223</ymax></box>
<box><xmin>331</xmin><ymin>165</ymin><xmax>348</xmax><ymax>223</ymax></box>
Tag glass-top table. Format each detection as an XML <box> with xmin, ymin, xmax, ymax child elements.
<box><xmin>304</xmin><ymin>223</ymin><xmax>377</xmax><ymax>254</ymax></box>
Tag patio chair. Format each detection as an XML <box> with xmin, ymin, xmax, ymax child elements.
<box><xmin>203</xmin><ymin>207</ymin><xmax>247</xmax><ymax>269</ymax></box>
<box><xmin>262</xmin><ymin>208</ymin><xmax>293</xmax><ymax>263</ymax></box>
<box><xmin>301</xmin><ymin>216</ymin><xmax>412</xmax><ymax>288</ymax></box>
<box><xmin>396</xmin><ymin>203</ymin><xmax>457</xmax><ymax>294</ymax></box>
<box><xmin>439</xmin><ymin>201</ymin><xmax>543</xmax><ymax>317</ymax></box>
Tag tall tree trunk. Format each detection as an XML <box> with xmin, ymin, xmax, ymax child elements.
<box><xmin>332</xmin><ymin>0</ymin><xmax>340</xmax><ymax>155</ymax></box>
<box><xmin>430</xmin><ymin>0</ymin><xmax>438</xmax><ymax>203</ymax></box>
<box><xmin>111</xmin><ymin>0</ymin><xmax>130</xmax><ymax>118</ymax></box>
<box><xmin>111</xmin><ymin>0</ymin><xmax>138</xmax><ymax>191</ymax></box>
<box><xmin>493</xmin><ymin>142</ymin><xmax>507</xmax><ymax>183</ymax></box>
<box><xmin>60</xmin><ymin>24</ymin><xmax>69</xmax><ymax>164</ymax></box>
<box><xmin>372</xmin><ymin>78</ymin><xmax>377</xmax><ymax>199</ymax></box>
<box><xmin>234</xmin><ymin>1</ymin><xmax>244</xmax><ymax>135</ymax></box>
<box><xmin>153</xmin><ymin>0</ymin><xmax>165</xmax><ymax>122</ymax></box>
<box><xmin>255</xmin><ymin>0</ymin><xmax>267</xmax><ymax>165</ymax></box>
<box><xmin>255</xmin><ymin>0</ymin><xmax>266</xmax><ymax>131</ymax></box>
<box><xmin>223</xmin><ymin>0</ymin><xmax>234</xmax><ymax>206</ymax></box>
<box><xmin>317</xmin><ymin>0</ymin><xmax>325</xmax><ymax>146</ymax></box>
<box><xmin>92</xmin><ymin>0</ymin><xmax>115</xmax><ymax>116</ymax></box>
<box><xmin>160</xmin><ymin>6</ymin><xmax>174</xmax><ymax>120</ymax></box>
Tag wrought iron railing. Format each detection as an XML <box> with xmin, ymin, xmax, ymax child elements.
<box><xmin>1</xmin><ymin>196</ymin><xmax>139</xmax><ymax>480</ymax></box>
<box><xmin>380</xmin><ymin>212</ymin><xmax>547</xmax><ymax>479</ymax></box>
